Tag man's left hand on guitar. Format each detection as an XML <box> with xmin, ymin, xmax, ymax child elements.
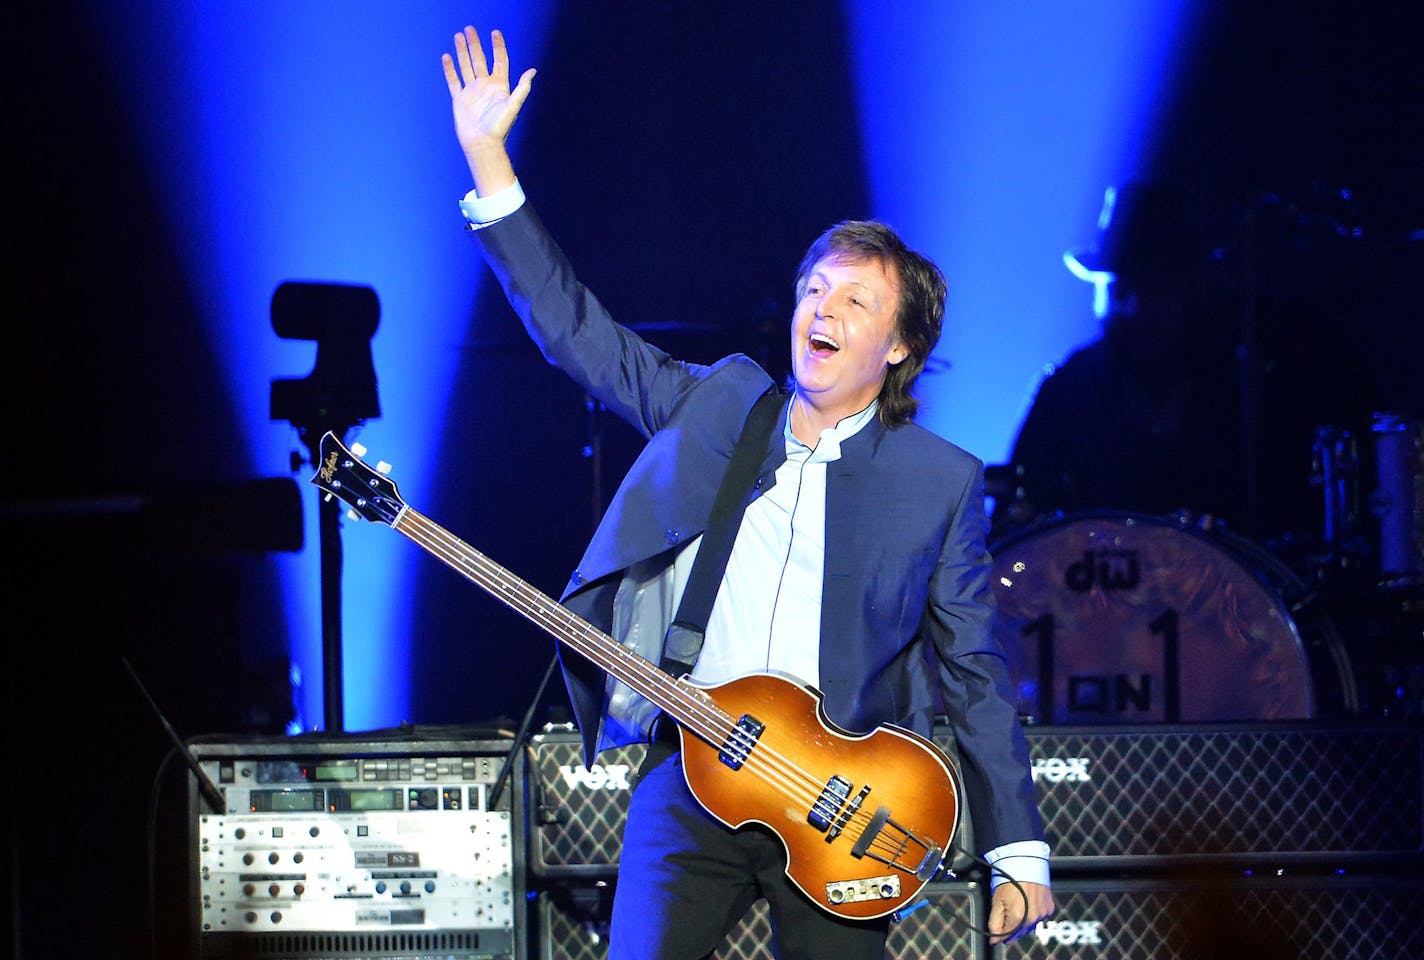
<box><xmin>989</xmin><ymin>880</ymin><xmax>1055</xmax><ymax>945</ymax></box>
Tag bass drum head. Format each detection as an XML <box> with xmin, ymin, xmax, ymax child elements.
<box><xmin>990</xmin><ymin>512</ymin><xmax>1331</xmax><ymax>724</ymax></box>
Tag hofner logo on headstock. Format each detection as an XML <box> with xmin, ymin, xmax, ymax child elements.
<box><xmin>320</xmin><ymin>448</ymin><xmax>341</xmax><ymax>484</ymax></box>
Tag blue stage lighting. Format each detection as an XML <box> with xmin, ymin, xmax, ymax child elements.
<box><xmin>89</xmin><ymin>2</ymin><xmax>553</xmax><ymax>732</ymax></box>
<box><xmin>841</xmin><ymin>1</ymin><xmax>1198</xmax><ymax>464</ymax></box>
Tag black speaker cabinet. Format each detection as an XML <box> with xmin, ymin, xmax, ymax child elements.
<box><xmin>527</xmin><ymin>732</ymin><xmax>644</xmax><ymax>877</ymax></box>
<box><xmin>528</xmin><ymin>722</ymin><xmax>1424</xmax><ymax>881</ymax></box>
<box><xmin>1024</xmin><ymin>723</ymin><xmax>1424</xmax><ymax>868</ymax></box>
<box><xmin>528</xmin><ymin>728</ymin><xmax>980</xmax><ymax>878</ymax></box>
<box><xmin>998</xmin><ymin>873</ymin><xmax>1424</xmax><ymax>960</ymax></box>
<box><xmin>536</xmin><ymin>881</ymin><xmax>986</xmax><ymax>960</ymax></box>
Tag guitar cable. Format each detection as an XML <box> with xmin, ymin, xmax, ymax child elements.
<box><xmin>890</xmin><ymin>845</ymin><xmax>1048</xmax><ymax>945</ymax></box>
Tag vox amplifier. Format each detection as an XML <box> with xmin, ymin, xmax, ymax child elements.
<box><xmin>528</xmin><ymin>721</ymin><xmax>1424</xmax><ymax>877</ymax></box>
<box><xmin>535</xmin><ymin>880</ymin><xmax>986</xmax><ymax>960</ymax></box>
<box><xmin>526</xmin><ymin>731</ymin><xmax>643</xmax><ymax>878</ymax></box>
<box><xmin>1026</xmin><ymin>723</ymin><xmax>1424</xmax><ymax>868</ymax></box>
<box><xmin>1002</xmin><ymin>873</ymin><xmax>1424</xmax><ymax>960</ymax></box>
<box><xmin>527</xmin><ymin>726</ymin><xmax>980</xmax><ymax>878</ymax></box>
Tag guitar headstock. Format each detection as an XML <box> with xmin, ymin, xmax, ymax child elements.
<box><xmin>309</xmin><ymin>431</ymin><xmax>407</xmax><ymax>527</ymax></box>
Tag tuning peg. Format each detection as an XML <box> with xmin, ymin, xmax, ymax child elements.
<box><xmin>351</xmin><ymin>442</ymin><xmax>368</xmax><ymax>457</ymax></box>
<box><xmin>376</xmin><ymin>461</ymin><xmax>392</xmax><ymax>475</ymax></box>
<box><xmin>323</xmin><ymin>493</ymin><xmax>333</xmax><ymax>503</ymax></box>
<box><xmin>347</xmin><ymin>509</ymin><xmax>361</xmax><ymax>522</ymax></box>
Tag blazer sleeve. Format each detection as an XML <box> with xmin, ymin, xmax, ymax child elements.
<box><xmin>929</xmin><ymin>461</ymin><xmax>1046</xmax><ymax>852</ymax></box>
<box><xmin>470</xmin><ymin>202</ymin><xmax>704</xmax><ymax>438</ymax></box>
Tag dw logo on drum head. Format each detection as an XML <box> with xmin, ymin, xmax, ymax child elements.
<box><xmin>990</xmin><ymin>512</ymin><xmax>1354</xmax><ymax>724</ymax></box>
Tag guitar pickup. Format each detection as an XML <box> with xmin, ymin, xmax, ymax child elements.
<box><xmin>718</xmin><ymin>714</ymin><xmax>764</xmax><ymax>770</ymax></box>
<box><xmin>825</xmin><ymin>784</ymin><xmax>871</xmax><ymax>842</ymax></box>
<box><xmin>808</xmin><ymin>775</ymin><xmax>852</xmax><ymax>832</ymax></box>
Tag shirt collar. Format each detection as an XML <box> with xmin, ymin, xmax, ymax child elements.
<box><xmin>785</xmin><ymin>398</ymin><xmax>879</xmax><ymax>463</ymax></box>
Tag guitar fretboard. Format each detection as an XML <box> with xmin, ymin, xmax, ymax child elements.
<box><xmin>394</xmin><ymin>507</ymin><xmax>739</xmax><ymax>751</ymax></box>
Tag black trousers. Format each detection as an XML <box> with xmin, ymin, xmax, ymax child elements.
<box><xmin>608</xmin><ymin>748</ymin><xmax>891</xmax><ymax>960</ymax></box>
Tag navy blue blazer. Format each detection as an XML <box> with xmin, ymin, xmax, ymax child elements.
<box><xmin>473</xmin><ymin>204</ymin><xmax>1043</xmax><ymax>852</ymax></box>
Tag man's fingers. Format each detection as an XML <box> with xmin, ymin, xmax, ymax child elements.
<box><xmin>453</xmin><ymin>32</ymin><xmax>475</xmax><ymax>86</ymax></box>
<box><xmin>988</xmin><ymin>887</ymin><xmax>1030</xmax><ymax>944</ymax></box>
<box><xmin>464</xmin><ymin>25</ymin><xmax>490</xmax><ymax>78</ymax></box>
<box><xmin>508</xmin><ymin>67</ymin><xmax>537</xmax><ymax>110</ymax></box>
<box><xmin>989</xmin><ymin>883</ymin><xmax>1053</xmax><ymax>944</ymax></box>
<box><xmin>441</xmin><ymin>53</ymin><xmax>463</xmax><ymax>96</ymax></box>
<box><xmin>490</xmin><ymin>28</ymin><xmax>510</xmax><ymax>80</ymax></box>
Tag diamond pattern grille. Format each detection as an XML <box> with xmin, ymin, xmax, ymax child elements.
<box><xmin>531</xmin><ymin>725</ymin><xmax>1423</xmax><ymax>874</ymax></box>
<box><xmin>529</xmin><ymin>736</ymin><xmax>645</xmax><ymax>876</ymax></box>
<box><xmin>882</xmin><ymin>882</ymin><xmax>985</xmax><ymax>959</ymax></box>
<box><xmin>1021</xmin><ymin>725</ymin><xmax>1423</xmax><ymax>863</ymax></box>
<box><xmin>537</xmin><ymin>889</ymin><xmax>611</xmax><ymax>960</ymax></box>
<box><xmin>1001</xmin><ymin>877</ymin><xmax>1424</xmax><ymax>960</ymax></box>
<box><xmin>537</xmin><ymin>883</ymin><xmax>984</xmax><ymax>960</ymax></box>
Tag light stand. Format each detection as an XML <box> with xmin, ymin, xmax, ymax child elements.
<box><xmin>270</xmin><ymin>280</ymin><xmax>381</xmax><ymax>733</ymax></box>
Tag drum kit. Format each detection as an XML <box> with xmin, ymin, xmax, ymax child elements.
<box><xmin>988</xmin><ymin>413</ymin><xmax>1423</xmax><ymax>726</ymax></box>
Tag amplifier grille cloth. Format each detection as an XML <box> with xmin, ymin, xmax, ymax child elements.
<box><xmin>1028</xmin><ymin>725</ymin><xmax>1423</xmax><ymax>863</ymax></box>
<box><xmin>529</xmin><ymin>724</ymin><xmax>1423</xmax><ymax>872</ymax></box>
<box><xmin>1002</xmin><ymin>877</ymin><xmax>1424</xmax><ymax>960</ymax></box>
<box><xmin>529</xmin><ymin>739</ymin><xmax>642</xmax><ymax>875</ymax></box>
<box><xmin>537</xmin><ymin>883</ymin><xmax>984</xmax><ymax>960</ymax></box>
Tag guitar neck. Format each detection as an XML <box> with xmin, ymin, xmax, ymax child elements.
<box><xmin>393</xmin><ymin>507</ymin><xmax>706</xmax><ymax>727</ymax></box>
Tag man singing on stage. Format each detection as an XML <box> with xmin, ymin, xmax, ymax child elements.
<box><xmin>442</xmin><ymin>26</ymin><xmax>1053</xmax><ymax>959</ymax></box>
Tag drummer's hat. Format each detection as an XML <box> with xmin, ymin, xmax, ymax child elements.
<box><xmin>1065</xmin><ymin>181</ymin><xmax>1205</xmax><ymax>281</ymax></box>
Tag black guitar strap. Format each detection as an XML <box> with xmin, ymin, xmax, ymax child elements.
<box><xmin>659</xmin><ymin>388</ymin><xmax>786</xmax><ymax>679</ymax></box>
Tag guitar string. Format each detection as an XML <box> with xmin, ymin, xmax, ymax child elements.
<box><xmin>397</xmin><ymin>510</ymin><xmax>818</xmax><ymax>798</ymax></box>
<box><xmin>397</xmin><ymin>509</ymin><xmax>938</xmax><ymax>869</ymax></box>
<box><xmin>323</xmin><ymin>451</ymin><xmax>937</xmax><ymax>869</ymax></box>
<box><xmin>395</xmin><ymin>507</ymin><xmax>942</xmax><ymax>867</ymax></box>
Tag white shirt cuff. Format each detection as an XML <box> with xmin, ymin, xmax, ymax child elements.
<box><xmin>459</xmin><ymin>180</ymin><xmax>526</xmax><ymax>229</ymax></box>
<box><xmin>983</xmin><ymin>839</ymin><xmax>1051</xmax><ymax>889</ymax></box>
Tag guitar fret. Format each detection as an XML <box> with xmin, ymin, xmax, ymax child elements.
<box><xmin>397</xmin><ymin>508</ymin><xmax>738</xmax><ymax>743</ymax></box>
<box><xmin>311</xmin><ymin>434</ymin><xmax>958</xmax><ymax>921</ymax></box>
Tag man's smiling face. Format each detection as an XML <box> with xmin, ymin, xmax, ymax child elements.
<box><xmin>791</xmin><ymin>254</ymin><xmax>907</xmax><ymax>422</ymax></box>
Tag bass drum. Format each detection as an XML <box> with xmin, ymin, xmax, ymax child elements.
<box><xmin>989</xmin><ymin>512</ymin><xmax>1355</xmax><ymax>724</ymax></box>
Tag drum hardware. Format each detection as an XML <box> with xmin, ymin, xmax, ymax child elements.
<box><xmin>1291</xmin><ymin>413</ymin><xmax>1424</xmax><ymax>718</ymax></box>
<box><xmin>1309</xmin><ymin>425</ymin><xmax>1368</xmax><ymax>567</ymax></box>
<box><xmin>985</xmin><ymin>462</ymin><xmax>1037</xmax><ymax>531</ymax></box>
<box><xmin>1370</xmin><ymin>412</ymin><xmax>1423</xmax><ymax>585</ymax></box>
<box><xmin>1305</xmin><ymin>413</ymin><xmax>1424</xmax><ymax>588</ymax></box>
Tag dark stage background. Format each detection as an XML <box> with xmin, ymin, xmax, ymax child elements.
<box><xmin>7</xmin><ymin>2</ymin><xmax>1422</xmax><ymax>958</ymax></box>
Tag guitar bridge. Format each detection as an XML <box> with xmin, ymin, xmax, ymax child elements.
<box><xmin>718</xmin><ymin>714</ymin><xmax>764</xmax><ymax>770</ymax></box>
<box><xmin>850</xmin><ymin>804</ymin><xmax>947</xmax><ymax>881</ymax></box>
